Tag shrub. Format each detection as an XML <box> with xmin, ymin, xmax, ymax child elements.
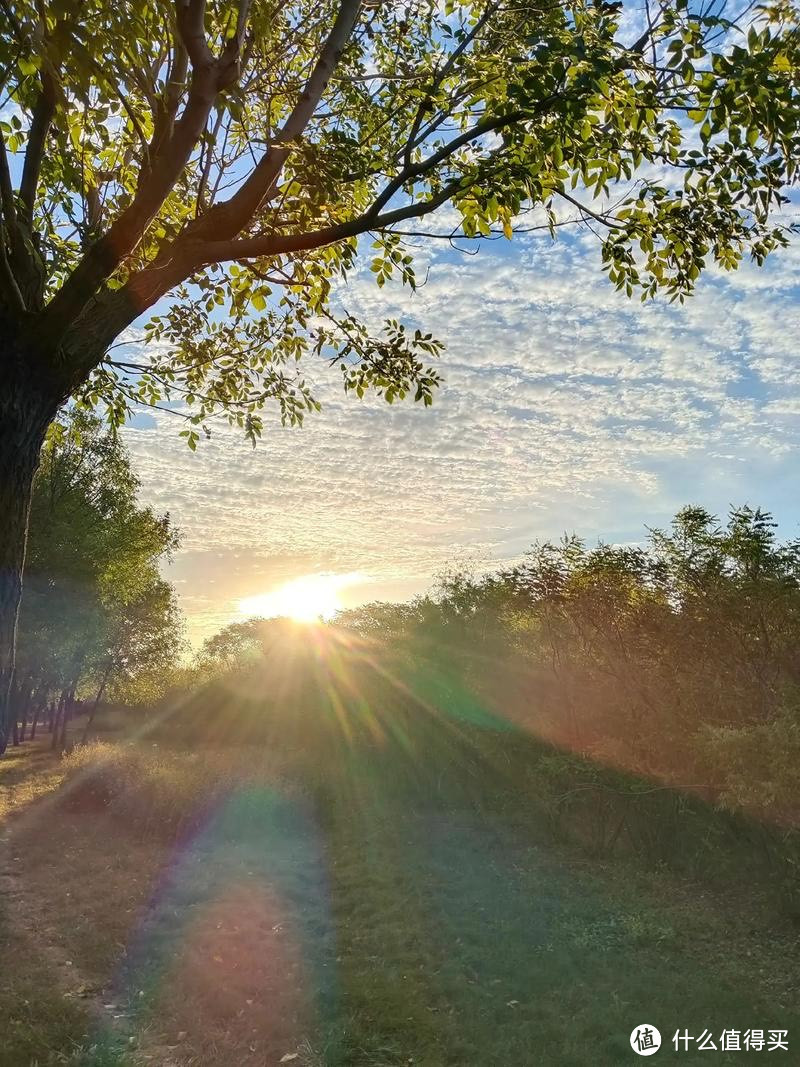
<box><xmin>60</xmin><ymin>741</ymin><xmax>297</xmax><ymax>839</ymax></box>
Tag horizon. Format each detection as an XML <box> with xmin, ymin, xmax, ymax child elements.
<box><xmin>123</xmin><ymin>212</ymin><xmax>800</xmax><ymax>646</ymax></box>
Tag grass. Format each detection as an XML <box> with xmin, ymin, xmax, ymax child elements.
<box><xmin>0</xmin><ymin>734</ymin><xmax>132</xmax><ymax>1067</ymax></box>
<box><xmin>1</xmin><ymin>725</ymin><xmax>799</xmax><ymax>1065</ymax></box>
<box><xmin>0</xmin><ymin>912</ymin><xmax>89</xmax><ymax>1067</ymax></box>
<box><xmin>322</xmin><ymin>805</ymin><xmax>800</xmax><ymax>1064</ymax></box>
<box><xmin>0</xmin><ymin>738</ymin><xmax>70</xmax><ymax>819</ymax></box>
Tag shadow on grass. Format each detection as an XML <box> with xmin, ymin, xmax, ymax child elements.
<box><xmin>86</xmin><ymin>787</ymin><xmax>338</xmax><ymax>1065</ymax></box>
<box><xmin>357</xmin><ymin>808</ymin><xmax>798</xmax><ymax>1066</ymax></box>
<box><xmin>76</xmin><ymin>767</ymin><xmax>800</xmax><ymax>1067</ymax></box>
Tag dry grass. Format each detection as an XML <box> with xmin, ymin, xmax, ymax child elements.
<box><xmin>1</xmin><ymin>735</ymin><xmax>318</xmax><ymax>1066</ymax></box>
<box><xmin>60</xmin><ymin>740</ymin><xmax>301</xmax><ymax>839</ymax></box>
<box><xmin>0</xmin><ymin>733</ymin><xmax>138</xmax><ymax>1066</ymax></box>
<box><xmin>0</xmin><ymin>736</ymin><xmax>70</xmax><ymax>819</ymax></box>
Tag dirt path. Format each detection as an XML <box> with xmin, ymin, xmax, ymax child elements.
<box><xmin>0</xmin><ymin>738</ymin><xmax>317</xmax><ymax>1066</ymax></box>
<box><xmin>0</xmin><ymin>735</ymin><xmax>154</xmax><ymax>1063</ymax></box>
<box><xmin>0</xmin><ymin>791</ymin><xmax>136</xmax><ymax>1061</ymax></box>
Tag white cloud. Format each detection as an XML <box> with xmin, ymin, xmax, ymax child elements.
<box><xmin>124</xmin><ymin>224</ymin><xmax>800</xmax><ymax>644</ymax></box>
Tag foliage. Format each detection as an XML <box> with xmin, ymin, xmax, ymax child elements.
<box><xmin>0</xmin><ymin>0</ymin><xmax>798</xmax><ymax>439</ymax></box>
<box><xmin>198</xmin><ymin>615</ymin><xmax>301</xmax><ymax>672</ymax></box>
<box><xmin>15</xmin><ymin>410</ymin><xmax>184</xmax><ymax>714</ymax></box>
<box><xmin>186</xmin><ymin>504</ymin><xmax>800</xmax><ymax>914</ymax></box>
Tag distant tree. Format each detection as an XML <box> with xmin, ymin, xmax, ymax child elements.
<box><xmin>1</xmin><ymin>0</ymin><xmax>799</xmax><ymax>744</ymax></box>
<box><xmin>82</xmin><ymin>536</ymin><xmax>183</xmax><ymax>740</ymax></box>
<box><xmin>333</xmin><ymin>600</ymin><xmax>427</xmax><ymax>642</ymax></box>
<box><xmin>330</xmin><ymin>508</ymin><xmax>800</xmax><ymax>782</ymax></box>
<box><xmin>199</xmin><ymin>616</ymin><xmax>301</xmax><ymax>673</ymax></box>
<box><xmin>649</xmin><ymin>504</ymin><xmax>800</xmax><ymax>722</ymax></box>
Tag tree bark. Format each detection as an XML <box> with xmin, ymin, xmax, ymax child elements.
<box><xmin>0</xmin><ymin>352</ymin><xmax>62</xmax><ymax>754</ymax></box>
<box><xmin>57</xmin><ymin>684</ymin><xmax>75</xmax><ymax>753</ymax></box>
<box><xmin>51</xmin><ymin>689</ymin><xmax>66</xmax><ymax>752</ymax></box>
<box><xmin>29</xmin><ymin>698</ymin><xmax>41</xmax><ymax>741</ymax></box>
<box><xmin>80</xmin><ymin>668</ymin><xmax>110</xmax><ymax>745</ymax></box>
<box><xmin>0</xmin><ymin>439</ymin><xmax>40</xmax><ymax>753</ymax></box>
<box><xmin>18</xmin><ymin>680</ymin><xmax>32</xmax><ymax>742</ymax></box>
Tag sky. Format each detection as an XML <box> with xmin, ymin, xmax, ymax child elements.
<box><xmin>121</xmin><ymin>211</ymin><xmax>800</xmax><ymax>646</ymax></box>
<box><xmin>1</xmin><ymin>0</ymin><xmax>793</xmax><ymax>647</ymax></box>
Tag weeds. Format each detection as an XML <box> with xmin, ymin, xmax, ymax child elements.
<box><xmin>60</xmin><ymin>741</ymin><xmax>299</xmax><ymax>839</ymax></box>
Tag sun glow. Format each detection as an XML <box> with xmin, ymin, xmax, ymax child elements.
<box><xmin>238</xmin><ymin>572</ymin><xmax>366</xmax><ymax>624</ymax></box>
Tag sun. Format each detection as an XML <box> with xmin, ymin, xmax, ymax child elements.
<box><xmin>238</xmin><ymin>572</ymin><xmax>365</xmax><ymax>624</ymax></box>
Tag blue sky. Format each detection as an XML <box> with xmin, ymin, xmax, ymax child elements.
<box><xmin>123</xmin><ymin>209</ymin><xmax>800</xmax><ymax>644</ymax></box>
<box><xmin>1</xmin><ymin>0</ymin><xmax>794</xmax><ymax>644</ymax></box>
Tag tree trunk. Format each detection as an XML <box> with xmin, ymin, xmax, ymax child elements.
<box><xmin>51</xmin><ymin>689</ymin><xmax>66</xmax><ymax>752</ymax></box>
<box><xmin>10</xmin><ymin>677</ymin><xmax>21</xmax><ymax>745</ymax></box>
<box><xmin>81</xmin><ymin>669</ymin><xmax>110</xmax><ymax>745</ymax></box>
<box><xmin>0</xmin><ymin>361</ymin><xmax>62</xmax><ymax>755</ymax></box>
<box><xmin>29</xmin><ymin>699</ymin><xmax>41</xmax><ymax>741</ymax></box>
<box><xmin>57</xmin><ymin>684</ymin><xmax>76</xmax><ymax>754</ymax></box>
<box><xmin>18</xmin><ymin>681</ymin><xmax>32</xmax><ymax>742</ymax></box>
<box><xmin>58</xmin><ymin>704</ymin><xmax>68</xmax><ymax>752</ymax></box>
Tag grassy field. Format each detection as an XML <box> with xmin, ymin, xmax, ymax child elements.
<box><xmin>1</xmin><ymin>726</ymin><xmax>799</xmax><ymax>1066</ymax></box>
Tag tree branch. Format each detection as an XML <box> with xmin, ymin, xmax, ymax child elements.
<box><xmin>57</xmin><ymin>174</ymin><xmax>464</xmax><ymax>386</ymax></box>
<box><xmin>41</xmin><ymin>0</ymin><xmax>253</xmax><ymax>347</ymax></box>
<box><xmin>195</xmin><ymin>107</ymin><xmax>226</xmax><ymax>217</ymax></box>
<box><xmin>58</xmin><ymin>95</ymin><xmax>530</xmax><ymax>379</ymax></box>
<box><xmin>367</xmin><ymin>108</ymin><xmax>526</xmax><ymax>220</ymax></box>
<box><xmin>403</xmin><ymin>1</ymin><xmax>498</xmax><ymax>170</ymax></box>
<box><xmin>0</xmin><ymin>128</ymin><xmax>16</xmax><ymax>229</ymax></box>
<box><xmin>174</xmin><ymin>0</ymin><xmax>214</xmax><ymax>72</ymax></box>
<box><xmin>555</xmin><ymin>190</ymin><xmax>624</xmax><ymax>229</ymax></box>
<box><xmin>186</xmin><ymin>0</ymin><xmax>362</xmax><ymax>243</ymax></box>
<box><xmin>19</xmin><ymin>68</ymin><xmax>56</xmax><ymax>229</ymax></box>
<box><xmin>206</xmin><ymin>181</ymin><xmax>466</xmax><ymax>260</ymax></box>
<box><xmin>149</xmin><ymin>36</ymin><xmax>189</xmax><ymax>165</ymax></box>
<box><xmin>0</xmin><ymin>229</ymin><xmax>26</xmax><ymax>313</ymax></box>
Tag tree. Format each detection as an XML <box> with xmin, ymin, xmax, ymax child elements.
<box><xmin>80</xmin><ymin>565</ymin><xmax>182</xmax><ymax>741</ymax></box>
<box><xmin>329</xmin><ymin>506</ymin><xmax>800</xmax><ymax>786</ymax></box>
<box><xmin>10</xmin><ymin>410</ymin><xmax>182</xmax><ymax>751</ymax></box>
<box><xmin>0</xmin><ymin>0</ymin><xmax>798</xmax><ymax>745</ymax></box>
<box><xmin>199</xmin><ymin>615</ymin><xmax>297</xmax><ymax>671</ymax></box>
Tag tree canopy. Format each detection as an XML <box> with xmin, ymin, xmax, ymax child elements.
<box><xmin>1</xmin><ymin>0</ymin><xmax>799</xmax><ymax>746</ymax></box>
<box><xmin>12</xmin><ymin>410</ymin><xmax>183</xmax><ymax>743</ymax></box>
<box><xmin>1</xmin><ymin>0</ymin><xmax>798</xmax><ymax>441</ymax></box>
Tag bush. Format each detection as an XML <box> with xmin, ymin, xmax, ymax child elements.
<box><xmin>60</xmin><ymin>741</ymin><xmax>298</xmax><ymax>839</ymax></box>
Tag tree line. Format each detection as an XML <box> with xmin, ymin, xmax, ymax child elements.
<box><xmin>1</xmin><ymin>412</ymin><xmax>182</xmax><ymax>755</ymax></box>
<box><xmin>334</xmin><ymin>506</ymin><xmax>800</xmax><ymax>825</ymax></box>
<box><xmin>186</xmin><ymin>505</ymin><xmax>800</xmax><ymax>914</ymax></box>
<box><xmin>1</xmin><ymin>0</ymin><xmax>798</xmax><ymax>743</ymax></box>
